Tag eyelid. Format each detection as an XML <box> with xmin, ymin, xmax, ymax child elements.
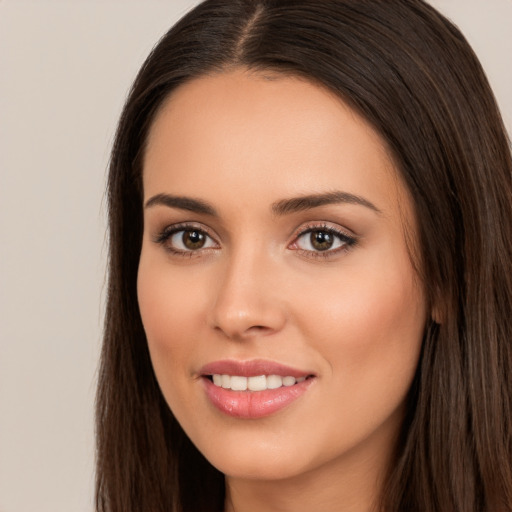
<box><xmin>152</xmin><ymin>220</ymin><xmax>357</xmax><ymax>259</ymax></box>
<box><xmin>288</xmin><ymin>221</ymin><xmax>358</xmax><ymax>256</ymax></box>
<box><xmin>153</xmin><ymin>222</ymin><xmax>220</xmax><ymax>255</ymax></box>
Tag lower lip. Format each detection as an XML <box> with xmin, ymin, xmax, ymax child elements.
<box><xmin>202</xmin><ymin>377</ymin><xmax>314</xmax><ymax>419</ymax></box>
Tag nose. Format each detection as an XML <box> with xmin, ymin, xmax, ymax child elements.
<box><xmin>208</xmin><ymin>249</ymin><xmax>287</xmax><ymax>341</ymax></box>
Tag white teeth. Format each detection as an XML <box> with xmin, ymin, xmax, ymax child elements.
<box><xmin>266</xmin><ymin>375</ymin><xmax>283</xmax><ymax>389</ymax></box>
<box><xmin>282</xmin><ymin>376</ymin><xmax>296</xmax><ymax>387</ymax></box>
<box><xmin>211</xmin><ymin>374</ymin><xmax>306</xmax><ymax>391</ymax></box>
<box><xmin>248</xmin><ymin>375</ymin><xmax>267</xmax><ymax>391</ymax></box>
<box><xmin>221</xmin><ymin>374</ymin><xmax>231</xmax><ymax>389</ymax></box>
<box><xmin>230</xmin><ymin>375</ymin><xmax>248</xmax><ymax>391</ymax></box>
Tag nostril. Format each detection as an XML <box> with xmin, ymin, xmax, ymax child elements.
<box><xmin>246</xmin><ymin>325</ymin><xmax>273</xmax><ymax>336</ymax></box>
<box><xmin>209</xmin><ymin>297</ymin><xmax>287</xmax><ymax>340</ymax></box>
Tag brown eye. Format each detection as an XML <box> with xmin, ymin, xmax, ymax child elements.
<box><xmin>165</xmin><ymin>228</ymin><xmax>217</xmax><ymax>253</ymax></box>
<box><xmin>310</xmin><ymin>230</ymin><xmax>334</xmax><ymax>251</ymax></box>
<box><xmin>293</xmin><ymin>226</ymin><xmax>355</xmax><ymax>256</ymax></box>
<box><xmin>182</xmin><ymin>230</ymin><xmax>206</xmax><ymax>249</ymax></box>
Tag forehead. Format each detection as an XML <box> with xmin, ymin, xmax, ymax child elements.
<box><xmin>143</xmin><ymin>68</ymin><xmax>408</xmax><ymax>219</ymax></box>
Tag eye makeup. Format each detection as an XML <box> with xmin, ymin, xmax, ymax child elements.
<box><xmin>288</xmin><ymin>222</ymin><xmax>358</xmax><ymax>260</ymax></box>
<box><xmin>153</xmin><ymin>222</ymin><xmax>220</xmax><ymax>258</ymax></box>
<box><xmin>152</xmin><ymin>220</ymin><xmax>358</xmax><ymax>260</ymax></box>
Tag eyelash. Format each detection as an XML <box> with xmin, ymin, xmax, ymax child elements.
<box><xmin>291</xmin><ymin>223</ymin><xmax>357</xmax><ymax>259</ymax></box>
<box><xmin>153</xmin><ymin>222</ymin><xmax>357</xmax><ymax>259</ymax></box>
<box><xmin>153</xmin><ymin>223</ymin><xmax>219</xmax><ymax>258</ymax></box>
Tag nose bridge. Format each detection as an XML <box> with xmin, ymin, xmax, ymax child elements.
<box><xmin>209</xmin><ymin>241</ymin><xmax>285</xmax><ymax>339</ymax></box>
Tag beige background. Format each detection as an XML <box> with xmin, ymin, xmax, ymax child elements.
<box><xmin>0</xmin><ymin>1</ymin><xmax>510</xmax><ymax>511</ymax></box>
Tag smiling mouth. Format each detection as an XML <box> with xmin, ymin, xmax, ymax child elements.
<box><xmin>199</xmin><ymin>360</ymin><xmax>316</xmax><ymax>417</ymax></box>
<box><xmin>205</xmin><ymin>374</ymin><xmax>314</xmax><ymax>391</ymax></box>
<box><xmin>202</xmin><ymin>373</ymin><xmax>316</xmax><ymax>418</ymax></box>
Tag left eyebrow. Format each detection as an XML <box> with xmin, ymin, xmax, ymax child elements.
<box><xmin>271</xmin><ymin>191</ymin><xmax>382</xmax><ymax>216</ymax></box>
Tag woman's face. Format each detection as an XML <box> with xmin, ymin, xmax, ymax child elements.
<box><xmin>138</xmin><ymin>69</ymin><xmax>427</xmax><ymax>483</ymax></box>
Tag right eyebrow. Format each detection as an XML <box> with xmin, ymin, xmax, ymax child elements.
<box><xmin>144</xmin><ymin>193</ymin><xmax>218</xmax><ymax>216</ymax></box>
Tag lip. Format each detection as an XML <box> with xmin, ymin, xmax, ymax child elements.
<box><xmin>199</xmin><ymin>359</ymin><xmax>314</xmax><ymax>379</ymax></box>
<box><xmin>199</xmin><ymin>359</ymin><xmax>316</xmax><ymax>419</ymax></box>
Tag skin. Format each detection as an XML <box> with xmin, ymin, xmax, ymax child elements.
<box><xmin>138</xmin><ymin>69</ymin><xmax>428</xmax><ymax>512</ymax></box>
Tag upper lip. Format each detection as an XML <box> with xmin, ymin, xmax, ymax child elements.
<box><xmin>199</xmin><ymin>359</ymin><xmax>315</xmax><ymax>378</ymax></box>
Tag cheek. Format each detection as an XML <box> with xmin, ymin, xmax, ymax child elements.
<box><xmin>138</xmin><ymin>268</ymin><xmax>196</xmax><ymax>346</ymax></box>
<box><xmin>137</xmin><ymin>243</ymin><xmax>212</xmax><ymax>342</ymax></box>
<box><xmin>136</xmin><ymin>253</ymin><xmax>207</xmax><ymax>402</ymax></box>
<box><xmin>286</xmin><ymin>259</ymin><xmax>426</xmax><ymax>460</ymax></box>
<box><xmin>332</xmin><ymin>276</ymin><xmax>423</xmax><ymax>354</ymax></box>
<box><xmin>297</xmin><ymin>252</ymin><xmax>426</xmax><ymax>402</ymax></box>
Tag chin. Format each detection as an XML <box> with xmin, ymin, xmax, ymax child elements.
<box><xmin>192</xmin><ymin>427</ymin><xmax>330</xmax><ymax>482</ymax></box>
<box><xmin>211</xmin><ymin>453</ymin><xmax>310</xmax><ymax>481</ymax></box>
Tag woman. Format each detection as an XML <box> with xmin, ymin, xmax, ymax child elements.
<box><xmin>96</xmin><ymin>1</ymin><xmax>512</xmax><ymax>511</ymax></box>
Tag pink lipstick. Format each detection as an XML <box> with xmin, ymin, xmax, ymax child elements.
<box><xmin>199</xmin><ymin>359</ymin><xmax>315</xmax><ymax>419</ymax></box>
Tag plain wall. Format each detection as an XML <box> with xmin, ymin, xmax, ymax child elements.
<box><xmin>0</xmin><ymin>1</ymin><xmax>510</xmax><ymax>511</ymax></box>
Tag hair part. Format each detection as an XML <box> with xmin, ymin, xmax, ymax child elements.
<box><xmin>97</xmin><ymin>1</ymin><xmax>512</xmax><ymax>511</ymax></box>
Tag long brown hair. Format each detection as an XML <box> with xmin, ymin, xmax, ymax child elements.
<box><xmin>96</xmin><ymin>1</ymin><xmax>512</xmax><ymax>510</ymax></box>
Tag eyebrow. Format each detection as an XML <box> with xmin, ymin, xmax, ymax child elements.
<box><xmin>144</xmin><ymin>190</ymin><xmax>381</xmax><ymax>216</ymax></box>
<box><xmin>271</xmin><ymin>191</ymin><xmax>381</xmax><ymax>216</ymax></box>
<box><xmin>145</xmin><ymin>193</ymin><xmax>218</xmax><ymax>216</ymax></box>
